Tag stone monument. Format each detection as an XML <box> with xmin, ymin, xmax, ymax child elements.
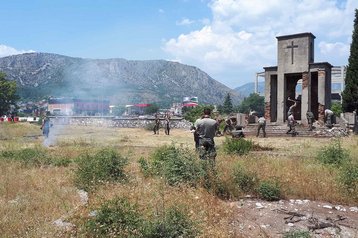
<box><xmin>263</xmin><ymin>32</ymin><xmax>332</xmax><ymax>125</ymax></box>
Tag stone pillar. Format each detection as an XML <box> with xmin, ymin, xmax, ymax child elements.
<box><xmin>318</xmin><ymin>69</ymin><xmax>326</xmax><ymax>124</ymax></box>
<box><xmin>301</xmin><ymin>72</ymin><xmax>309</xmax><ymax>125</ymax></box>
<box><xmin>277</xmin><ymin>74</ymin><xmax>285</xmax><ymax>123</ymax></box>
<box><xmin>264</xmin><ymin>73</ymin><xmax>271</xmax><ymax>121</ymax></box>
<box><xmin>264</xmin><ymin>102</ymin><xmax>270</xmax><ymax>121</ymax></box>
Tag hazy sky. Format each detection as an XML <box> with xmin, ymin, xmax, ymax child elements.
<box><xmin>0</xmin><ymin>0</ymin><xmax>357</xmax><ymax>88</ymax></box>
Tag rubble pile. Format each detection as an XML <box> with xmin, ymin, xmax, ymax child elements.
<box><xmin>313</xmin><ymin>127</ymin><xmax>349</xmax><ymax>137</ymax></box>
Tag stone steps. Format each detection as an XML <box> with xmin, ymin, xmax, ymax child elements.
<box><xmin>241</xmin><ymin>124</ymin><xmax>346</xmax><ymax>137</ymax></box>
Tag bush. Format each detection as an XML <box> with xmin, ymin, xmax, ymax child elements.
<box><xmin>138</xmin><ymin>157</ymin><xmax>152</xmax><ymax>177</ymax></box>
<box><xmin>0</xmin><ymin>147</ymin><xmax>71</xmax><ymax>167</ymax></box>
<box><xmin>283</xmin><ymin>230</ymin><xmax>311</xmax><ymax>238</ymax></box>
<box><xmin>331</xmin><ymin>101</ymin><xmax>343</xmax><ymax>117</ymax></box>
<box><xmin>233</xmin><ymin>164</ymin><xmax>258</xmax><ymax>193</ymax></box>
<box><xmin>316</xmin><ymin>139</ymin><xmax>350</xmax><ymax>166</ymax></box>
<box><xmin>74</xmin><ymin>148</ymin><xmax>128</xmax><ymax>191</ymax></box>
<box><xmin>223</xmin><ymin>138</ymin><xmax>253</xmax><ymax>155</ymax></box>
<box><xmin>146</xmin><ymin>145</ymin><xmax>202</xmax><ymax>187</ymax></box>
<box><xmin>339</xmin><ymin>162</ymin><xmax>358</xmax><ymax>197</ymax></box>
<box><xmin>85</xmin><ymin>197</ymin><xmax>144</xmax><ymax>237</ymax></box>
<box><xmin>257</xmin><ymin>180</ymin><xmax>281</xmax><ymax>201</ymax></box>
<box><xmin>145</xmin><ymin>207</ymin><xmax>199</xmax><ymax>238</ymax></box>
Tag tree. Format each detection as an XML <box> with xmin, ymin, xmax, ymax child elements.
<box><xmin>237</xmin><ymin>93</ymin><xmax>264</xmax><ymax>115</ymax></box>
<box><xmin>183</xmin><ymin>105</ymin><xmax>214</xmax><ymax>123</ymax></box>
<box><xmin>342</xmin><ymin>9</ymin><xmax>358</xmax><ymax>112</ymax></box>
<box><xmin>222</xmin><ymin>93</ymin><xmax>234</xmax><ymax>114</ymax></box>
<box><xmin>144</xmin><ymin>104</ymin><xmax>159</xmax><ymax>114</ymax></box>
<box><xmin>0</xmin><ymin>72</ymin><xmax>19</xmax><ymax>116</ymax></box>
<box><xmin>331</xmin><ymin>101</ymin><xmax>343</xmax><ymax>116</ymax></box>
<box><xmin>111</xmin><ymin>105</ymin><xmax>126</xmax><ymax>116</ymax></box>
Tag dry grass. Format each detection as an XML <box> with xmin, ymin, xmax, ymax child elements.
<box><xmin>0</xmin><ymin>122</ymin><xmax>357</xmax><ymax>237</ymax></box>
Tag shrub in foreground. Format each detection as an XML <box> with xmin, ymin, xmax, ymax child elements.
<box><xmin>223</xmin><ymin>137</ymin><xmax>253</xmax><ymax>155</ymax></box>
<box><xmin>84</xmin><ymin>197</ymin><xmax>199</xmax><ymax>238</ymax></box>
<box><xmin>143</xmin><ymin>145</ymin><xmax>202</xmax><ymax>186</ymax></box>
<box><xmin>316</xmin><ymin>139</ymin><xmax>350</xmax><ymax>166</ymax></box>
<box><xmin>74</xmin><ymin>148</ymin><xmax>128</xmax><ymax>191</ymax></box>
<box><xmin>145</xmin><ymin>207</ymin><xmax>199</xmax><ymax>238</ymax></box>
<box><xmin>233</xmin><ymin>163</ymin><xmax>258</xmax><ymax>193</ymax></box>
<box><xmin>257</xmin><ymin>180</ymin><xmax>281</xmax><ymax>201</ymax></box>
<box><xmin>339</xmin><ymin>161</ymin><xmax>358</xmax><ymax>198</ymax></box>
<box><xmin>85</xmin><ymin>197</ymin><xmax>143</xmax><ymax>237</ymax></box>
<box><xmin>0</xmin><ymin>147</ymin><xmax>71</xmax><ymax>167</ymax></box>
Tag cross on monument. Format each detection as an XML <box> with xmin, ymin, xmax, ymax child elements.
<box><xmin>287</xmin><ymin>41</ymin><xmax>298</xmax><ymax>64</ymax></box>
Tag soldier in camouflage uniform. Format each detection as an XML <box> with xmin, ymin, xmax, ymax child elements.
<box><xmin>306</xmin><ymin>111</ymin><xmax>314</xmax><ymax>131</ymax></box>
<box><xmin>153</xmin><ymin>114</ymin><xmax>160</xmax><ymax>134</ymax></box>
<box><xmin>195</xmin><ymin>108</ymin><xmax>218</xmax><ymax>162</ymax></box>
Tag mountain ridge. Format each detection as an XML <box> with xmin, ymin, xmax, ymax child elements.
<box><xmin>0</xmin><ymin>52</ymin><xmax>242</xmax><ymax>106</ymax></box>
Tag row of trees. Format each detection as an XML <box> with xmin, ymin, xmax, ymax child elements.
<box><xmin>0</xmin><ymin>72</ymin><xmax>19</xmax><ymax>116</ymax></box>
<box><xmin>218</xmin><ymin>93</ymin><xmax>264</xmax><ymax>116</ymax></box>
<box><xmin>342</xmin><ymin>9</ymin><xmax>358</xmax><ymax>113</ymax></box>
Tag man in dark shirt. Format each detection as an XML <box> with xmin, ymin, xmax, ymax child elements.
<box><xmin>195</xmin><ymin>108</ymin><xmax>218</xmax><ymax>161</ymax></box>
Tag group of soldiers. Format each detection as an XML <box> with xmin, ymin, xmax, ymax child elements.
<box><xmin>153</xmin><ymin>113</ymin><xmax>171</xmax><ymax>135</ymax></box>
<box><xmin>256</xmin><ymin>97</ymin><xmax>336</xmax><ymax>138</ymax></box>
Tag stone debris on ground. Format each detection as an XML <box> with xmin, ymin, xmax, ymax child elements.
<box><xmin>52</xmin><ymin>189</ymin><xmax>89</xmax><ymax>231</ymax></box>
<box><xmin>52</xmin><ymin>219</ymin><xmax>75</xmax><ymax>231</ymax></box>
<box><xmin>313</xmin><ymin>127</ymin><xmax>349</xmax><ymax>137</ymax></box>
<box><xmin>231</xmin><ymin>198</ymin><xmax>358</xmax><ymax>238</ymax></box>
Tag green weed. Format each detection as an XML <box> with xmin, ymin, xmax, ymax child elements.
<box><xmin>257</xmin><ymin>180</ymin><xmax>281</xmax><ymax>201</ymax></box>
<box><xmin>74</xmin><ymin>148</ymin><xmax>128</xmax><ymax>191</ymax></box>
<box><xmin>316</xmin><ymin>139</ymin><xmax>350</xmax><ymax>166</ymax></box>
<box><xmin>223</xmin><ymin>137</ymin><xmax>253</xmax><ymax>155</ymax></box>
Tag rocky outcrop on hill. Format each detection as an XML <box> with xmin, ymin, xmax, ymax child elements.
<box><xmin>0</xmin><ymin>53</ymin><xmax>241</xmax><ymax>105</ymax></box>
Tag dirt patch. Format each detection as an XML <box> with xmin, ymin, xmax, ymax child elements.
<box><xmin>230</xmin><ymin>198</ymin><xmax>358</xmax><ymax>237</ymax></box>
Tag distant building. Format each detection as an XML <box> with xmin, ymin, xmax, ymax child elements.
<box><xmin>48</xmin><ymin>98</ymin><xmax>74</xmax><ymax>115</ymax></box>
<box><xmin>182</xmin><ymin>96</ymin><xmax>198</xmax><ymax>108</ymax></box>
<box><xmin>183</xmin><ymin>96</ymin><xmax>198</xmax><ymax>104</ymax></box>
<box><xmin>124</xmin><ymin>104</ymin><xmax>151</xmax><ymax>116</ymax></box>
<box><xmin>48</xmin><ymin>98</ymin><xmax>110</xmax><ymax>116</ymax></box>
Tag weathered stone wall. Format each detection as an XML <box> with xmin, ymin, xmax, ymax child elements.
<box><xmin>50</xmin><ymin>116</ymin><xmax>193</xmax><ymax>129</ymax></box>
<box><xmin>264</xmin><ymin>102</ymin><xmax>271</xmax><ymax>121</ymax></box>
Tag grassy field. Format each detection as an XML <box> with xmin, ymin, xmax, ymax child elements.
<box><xmin>0</xmin><ymin>122</ymin><xmax>357</xmax><ymax>237</ymax></box>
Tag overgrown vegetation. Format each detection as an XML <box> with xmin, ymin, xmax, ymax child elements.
<box><xmin>315</xmin><ymin>139</ymin><xmax>358</xmax><ymax>198</ymax></box>
<box><xmin>145</xmin><ymin>206</ymin><xmax>199</xmax><ymax>238</ymax></box>
<box><xmin>331</xmin><ymin>101</ymin><xmax>343</xmax><ymax>117</ymax></box>
<box><xmin>257</xmin><ymin>180</ymin><xmax>282</xmax><ymax>201</ymax></box>
<box><xmin>85</xmin><ymin>197</ymin><xmax>143</xmax><ymax>237</ymax></box>
<box><xmin>339</xmin><ymin>161</ymin><xmax>358</xmax><ymax>198</ymax></box>
<box><xmin>0</xmin><ymin>146</ymin><xmax>71</xmax><ymax>167</ymax></box>
<box><xmin>233</xmin><ymin>163</ymin><xmax>258</xmax><ymax>193</ymax></box>
<box><xmin>316</xmin><ymin>139</ymin><xmax>350</xmax><ymax>166</ymax></box>
<box><xmin>139</xmin><ymin>145</ymin><xmax>233</xmax><ymax>199</ymax></box>
<box><xmin>74</xmin><ymin>148</ymin><xmax>128</xmax><ymax>191</ymax></box>
<box><xmin>223</xmin><ymin>137</ymin><xmax>253</xmax><ymax>155</ymax></box>
<box><xmin>139</xmin><ymin>145</ymin><xmax>202</xmax><ymax>186</ymax></box>
<box><xmin>2</xmin><ymin>123</ymin><xmax>358</xmax><ymax>237</ymax></box>
<box><xmin>83</xmin><ymin>197</ymin><xmax>199</xmax><ymax>238</ymax></box>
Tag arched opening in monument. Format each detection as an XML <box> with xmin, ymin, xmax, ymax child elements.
<box><xmin>270</xmin><ymin>75</ymin><xmax>278</xmax><ymax>122</ymax></box>
<box><xmin>310</xmin><ymin>72</ymin><xmax>318</xmax><ymax>120</ymax></box>
<box><xmin>284</xmin><ymin>73</ymin><xmax>302</xmax><ymax>121</ymax></box>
